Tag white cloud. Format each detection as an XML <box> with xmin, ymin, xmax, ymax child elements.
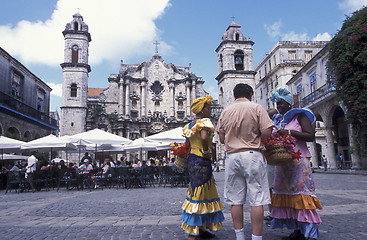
<box><xmin>264</xmin><ymin>20</ymin><xmax>282</xmax><ymax>39</ymax></box>
<box><xmin>265</xmin><ymin>21</ymin><xmax>332</xmax><ymax>42</ymax></box>
<box><xmin>47</xmin><ymin>83</ymin><xmax>63</xmax><ymax>97</ymax></box>
<box><xmin>0</xmin><ymin>0</ymin><xmax>171</xmax><ymax>66</ymax></box>
<box><xmin>281</xmin><ymin>31</ymin><xmax>309</xmax><ymax>41</ymax></box>
<box><xmin>338</xmin><ymin>0</ymin><xmax>367</xmax><ymax>13</ymax></box>
<box><xmin>312</xmin><ymin>32</ymin><xmax>332</xmax><ymax>41</ymax></box>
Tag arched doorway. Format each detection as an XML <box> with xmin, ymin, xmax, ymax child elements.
<box><xmin>6</xmin><ymin>127</ymin><xmax>20</xmax><ymax>140</ymax></box>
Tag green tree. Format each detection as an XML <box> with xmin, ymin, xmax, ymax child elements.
<box><xmin>328</xmin><ymin>7</ymin><xmax>367</xmax><ymax>163</ymax></box>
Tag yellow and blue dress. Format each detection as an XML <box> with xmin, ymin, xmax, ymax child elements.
<box><xmin>181</xmin><ymin>118</ymin><xmax>224</xmax><ymax>236</ymax></box>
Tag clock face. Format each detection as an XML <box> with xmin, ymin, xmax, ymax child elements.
<box><xmin>72</xmin><ymin>45</ymin><xmax>79</xmax><ymax>51</ymax></box>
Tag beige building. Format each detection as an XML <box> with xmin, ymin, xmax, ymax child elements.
<box><xmin>287</xmin><ymin>45</ymin><xmax>361</xmax><ymax>169</ymax></box>
<box><xmin>254</xmin><ymin>41</ymin><xmax>328</xmax><ymax>109</ymax></box>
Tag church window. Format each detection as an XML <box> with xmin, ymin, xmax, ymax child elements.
<box><xmin>71</xmin><ymin>122</ymin><xmax>74</xmax><ymax>127</ymax></box>
<box><xmin>235</xmin><ymin>33</ymin><xmax>240</xmax><ymax>41</ymax></box>
<box><xmin>71</xmin><ymin>45</ymin><xmax>79</xmax><ymax>63</ymax></box>
<box><xmin>178</xmin><ymin>101</ymin><xmax>183</xmax><ymax>110</ymax></box>
<box><xmin>155</xmin><ymin>101</ymin><xmax>160</xmax><ymax>107</ymax></box>
<box><xmin>132</xmin><ymin>100</ymin><xmax>137</xmax><ymax>109</ymax></box>
<box><xmin>219</xmin><ymin>54</ymin><xmax>223</xmax><ymax>71</ymax></box>
<box><xmin>150</xmin><ymin>81</ymin><xmax>164</xmax><ymax>95</ymax></box>
<box><xmin>234</xmin><ymin>50</ymin><xmax>244</xmax><ymax>70</ymax></box>
<box><xmin>74</xmin><ymin>22</ymin><xmax>78</xmax><ymax>31</ymax></box>
<box><xmin>70</xmin><ymin>83</ymin><xmax>77</xmax><ymax>97</ymax></box>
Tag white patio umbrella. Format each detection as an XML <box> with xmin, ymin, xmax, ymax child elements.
<box><xmin>68</xmin><ymin>129</ymin><xmax>132</xmax><ymax>161</ymax></box>
<box><xmin>21</xmin><ymin>134</ymin><xmax>78</xmax><ymax>161</ymax></box>
<box><xmin>68</xmin><ymin>129</ymin><xmax>132</xmax><ymax>145</ymax></box>
<box><xmin>145</xmin><ymin>127</ymin><xmax>185</xmax><ymax>144</ymax></box>
<box><xmin>0</xmin><ymin>136</ymin><xmax>25</xmax><ymax>160</ymax></box>
<box><xmin>123</xmin><ymin>138</ymin><xmax>170</xmax><ymax>152</ymax></box>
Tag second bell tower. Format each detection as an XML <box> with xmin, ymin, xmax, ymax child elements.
<box><xmin>216</xmin><ymin>21</ymin><xmax>256</xmax><ymax>108</ymax></box>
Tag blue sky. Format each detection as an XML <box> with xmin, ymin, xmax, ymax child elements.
<box><xmin>1</xmin><ymin>0</ymin><xmax>366</xmax><ymax>112</ymax></box>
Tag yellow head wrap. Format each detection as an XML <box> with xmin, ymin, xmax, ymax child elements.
<box><xmin>190</xmin><ymin>95</ymin><xmax>213</xmax><ymax>114</ymax></box>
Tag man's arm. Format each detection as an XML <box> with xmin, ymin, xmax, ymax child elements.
<box><xmin>219</xmin><ymin>131</ymin><xmax>225</xmax><ymax>144</ymax></box>
<box><xmin>261</xmin><ymin>126</ymin><xmax>272</xmax><ymax>139</ymax></box>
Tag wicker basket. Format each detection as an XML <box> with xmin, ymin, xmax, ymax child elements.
<box><xmin>174</xmin><ymin>155</ymin><xmax>188</xmax><ymax>169</ymax></box>
<box><xmin>264</xmin><ymin>143</ymin><xmax>293</xmax><ymax>166</ymax></box>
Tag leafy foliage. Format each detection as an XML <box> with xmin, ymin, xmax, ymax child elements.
<box><xmin>328</xmin><ymin>7</ymin><xmax>367</xmax><ymax>159</ymax></box>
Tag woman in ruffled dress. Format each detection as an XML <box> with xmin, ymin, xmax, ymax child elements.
<box><xmin>181</xmin><ymin>95</ymin><xmax>225</xmax><ymax>240</ymax></box>
<box><xmin>269</xmin><ymin>88</ymin><xmax>322</xmax><ymax>240</ymax></box>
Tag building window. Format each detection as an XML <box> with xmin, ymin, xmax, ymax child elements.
<box><xmin>71</xmin><ymin>45</ymin><xmax>79</xmax><ymax>63</ymax></box>
<box><xmin>288</xmin><ymin>50</ymin><xmax>296</xmax><ymax>60</ymax></box>
<box><xmin>70</xmin><ymin>83</ymin><xmax>77</xmax><ymax>97</ymax></box>
<box><xmin>11</xmin><ymin>72</ymin><xmax>23</xmax><ymax>97</ymax></box>
<box><xmin>235</xmin><ymin>33</ymin><xmax>240</xmax><ymax>41</ymax></box>
<box><xmin>305</xmin><ymin>50</ymin><xmax>313</xmax><ymax>62</ymax></box>
<box><xmin>150</xmin><ymin>81</ymin><xmax>164</xmax><ymax>95</ymax></box>
<box><xmin>310</xmin><ymin>72</ymin><xmax>317</xmax><ymax>92</ymax></box>
<box><xmin>234</xmin><ymin>50</ymin><xmax>244</xmax><ymax>70</ymax></box>
<box><xmin>178</xmin><ymin>101</ymin><xmax>184</xmax><ymax>110</ymax></box>
<box><xmin>74</xmin><ymin>22</ymin><xmax>78</xmax><ymax>30</ymax></box>
<box><xmin>268</xmin><ymin>60</ymin><xmax>272</xmax><ymax>71</ymax></box>
<box><xmin>132</xmin><ymin>100</ymin><xmax>137</xmax><ymax>109</ymax></box>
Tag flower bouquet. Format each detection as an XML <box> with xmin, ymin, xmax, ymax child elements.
<box><xmin>169</xmin><ymin>141</ymin><xmax>190</xmax><ymax>169</ymax></box>
<box><xmin>262</xmin><ymin>132</ymin><xmax>302</xmax><ymax>166</ymax></box>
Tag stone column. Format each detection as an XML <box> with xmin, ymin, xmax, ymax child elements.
<box><xmin>348</xmin><ymin>123</ymin><xmax>361</xmax><ymax>169</ymax></box>
<box><xmin>141</xmin><ymin>81</ymin><xmax>146</xmax><ymax>117</ymax></box>
<box><xmin>118</xmin><ymin>80</ymin><xmax>124</xmax><ymax>115</ymax></box>
<box><xmin>169</xmin><ymin>82</ymin><xmax>175</xmax><ymax>117</ymax></box>
<box><xmin>309</xmin><ymin>141</ymin><xmax>319</xmax><ymax>168</ymax></box>
<box><xmin>191</xmin><ymin>80</ymin><xmax>196</xmax><ymax>103</ymax></box>
<box><xmin>125</xmin><ymin>79</ymin><xmax>130</xmax><ymax>116</ymax></box>
<box><xmin>186</xmin><ymin>81</ymin><xmax>191</xmax><ymax>117</ymax></box>
<box><xmin>325</xmin><ymin>127</ymin><xmax>337</xmax><ymax>168</ymax></box>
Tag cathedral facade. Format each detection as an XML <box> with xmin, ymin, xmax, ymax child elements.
<box><xmin>60</xmin><ymin>13</ymin><xmax>208</xmax><ymax>141</ymax></box>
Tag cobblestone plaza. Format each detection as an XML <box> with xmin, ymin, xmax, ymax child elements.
<box><xmin>0</xmin><ymin>171</ymin><xmax>366</xmax><ymax>240</ymax></box>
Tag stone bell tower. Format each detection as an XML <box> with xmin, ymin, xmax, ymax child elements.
<box><xmin>60</xmin><ymin>13</ymin><xmax>91</xmax><ymax>136</ymax></box>
<box><xmin>216</xmin><ymin>21</ymin><xmax>256</xmax><ymax>108</ymax></box>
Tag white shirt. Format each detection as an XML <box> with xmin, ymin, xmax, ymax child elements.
<box><xmin>27</xmin><ymin>155</ymin><xmax>38</xmax><ymax>173</ymax></box>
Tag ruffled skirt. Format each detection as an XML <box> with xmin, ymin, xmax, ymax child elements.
<box><xmin>181</xmin><ymin>154</ymin><xmax>224</xmax><ymax>236</ymax></box>
<box><xmin>270</xmin><ymin>157</ymin><xmax>322</xmax><ymax>239</ymax></box>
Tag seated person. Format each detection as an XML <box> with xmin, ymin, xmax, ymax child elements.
<box><xmin>79</xmin><ymin>159</ymin><xmax>93</xmax><ymax>174</ymax></box>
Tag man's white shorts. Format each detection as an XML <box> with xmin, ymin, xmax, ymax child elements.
<box><xmin>224</xmin><ymin>150</ymin><xmax>271</xmax><ymax>206</ymax></box>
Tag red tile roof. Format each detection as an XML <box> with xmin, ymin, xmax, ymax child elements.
<box><xmin>88</xmin><ymin>88</ymin><xmax>105</xmax><ymax>97</ymax></box>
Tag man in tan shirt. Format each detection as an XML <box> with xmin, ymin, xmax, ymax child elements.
<box><xmin>217</xmin><ymin>83</ymin><xmax>273</xmax><ymax>240</ymax></box>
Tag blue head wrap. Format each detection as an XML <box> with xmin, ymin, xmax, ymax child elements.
<box><xmin>270</xmin><ymin>88</ymin><xmax>293</xmax><ymax>105</ymax></box>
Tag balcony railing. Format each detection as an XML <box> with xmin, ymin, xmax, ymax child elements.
<box><xmin>0</xmin><ymin>91</ymin><xmax>57</xmax><ymax>127</ymax></box>
<box><xmin>294</xmin><ymin>83</ymin><xmax>335</xmax><ymax>108</ymax></box>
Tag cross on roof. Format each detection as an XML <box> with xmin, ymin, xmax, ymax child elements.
<box><xmin>231</xmin><ymin>16</ymin><xmax>236</xmax><ymax>22</ymax></box>
<box><xmin>153</xmin><ymin>40</ymin><xmax>160</xmax><ymax>54</ymax></box>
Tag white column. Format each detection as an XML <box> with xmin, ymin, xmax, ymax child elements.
<box><xmin>141</xmin><ymin>81</ymin><xmax>146</xmax><ymax>117</ymax></box>
<box><xmin>169</xmin><ymin>82</ymin><xmax>174</xmax><ymax>117</ymax></box>
<box><xmin>125</xmin><ymin>80</ymin><xmax>130</xmax><ymax>116</ymax></box>
<box><xmin>325</xmin><ymin>127</ymin><xmax>337</xmax><ymax>169</ymax></box>
<box><xmin>186</xmin><ymin>81</ymin><xmax>191</xmax><ymax>116</ymax></box>
<box><xmin>191</xmin><ymin>80</ymin><xmax>196</xmax><ymax>103</ymax></box>
<box><xmin>118</xmin><ymin>81</ymin><xmax>124</xmax><ymax>115</ymax></box>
